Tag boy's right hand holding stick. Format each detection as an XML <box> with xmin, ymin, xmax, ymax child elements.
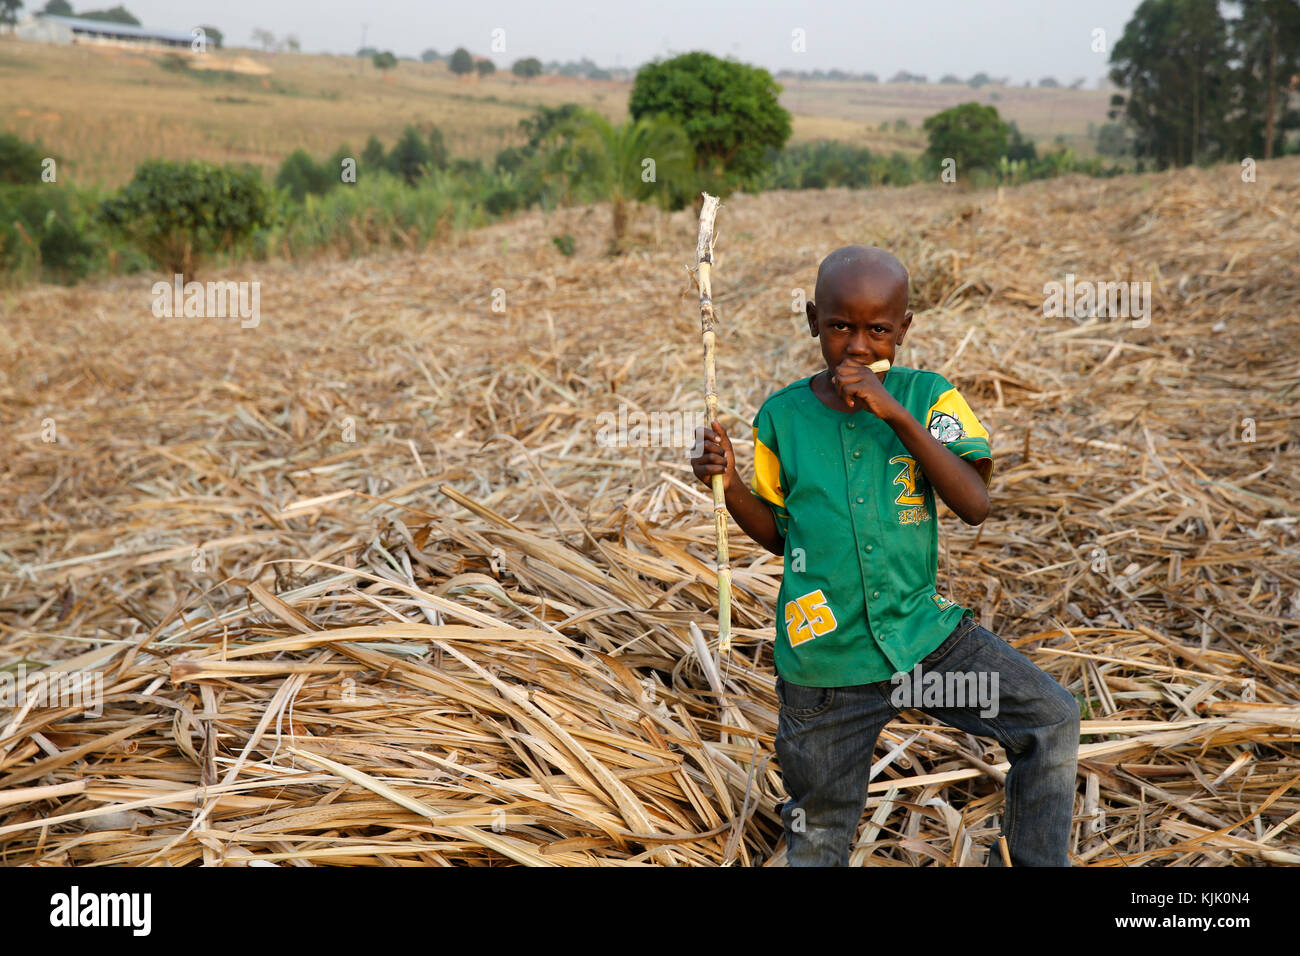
<box><xmin>691</xmin><ymin>420</ymin><xmax>784</xmax><ymax>556</ymax></box>
<box><xmin>692</xmin><ymin>419</ymin><xmax>738</xmax><ymax>494</ymax></box>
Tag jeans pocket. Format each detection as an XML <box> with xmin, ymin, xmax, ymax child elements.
<box><xmin>920</xmin><ymin>615</ymin><xmax>977</xmax><ymax>669</ymax></box>
<box><xmin>777</xmin><ymin>675</ymin><xmax>834</xmax><ymax>718</ymax></box>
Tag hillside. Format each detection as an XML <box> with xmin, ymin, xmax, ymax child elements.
<box><xmin>0</xmin><ymin>158</ymin><xmax>1298</xmax><ymax>865</ymax></box>
<box><xmin>0</xmin><ymin>38</ymin><xmax>1114</xmax><ymax>187</ymax></box>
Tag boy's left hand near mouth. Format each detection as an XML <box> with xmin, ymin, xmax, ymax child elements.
<box><xmin>832</xmin><ymin>358</ymin><xmax>899</xmax><ymax>420</ymax></box>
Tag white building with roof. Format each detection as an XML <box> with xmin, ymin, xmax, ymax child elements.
<box><xmin>15</xmin><ymin>14</ymin><xmax>193</xmax><ymax>51</ymax></box>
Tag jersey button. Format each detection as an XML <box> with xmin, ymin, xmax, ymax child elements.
<box><xmin>847</xmin><ymin>422</ymin><xmax>856</xmax><ymax>429</ymax></box>
<box><xmin>852</xmin><ymin>450</ymin><xmax>861</xmax><ymax>459</ymax></box>
<box><xmin>856</xmin><ymin>496</ymin><xmax>864</xmax><ymax>504</ymax></box>
<box><xmin>871</xmin><ymin>590</ymin><xmax>880</xmax><ymax>599</ymax></box>
<box><xmin>865</xmin><ymin>544</ymin><xmax>873</xmax><ymax>552</ymax></box>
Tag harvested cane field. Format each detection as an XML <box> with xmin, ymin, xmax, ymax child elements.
<box><xmin>2</xmin><ymin>158</ymin><xmax>1299</xmax><ymax>866</ymax></box>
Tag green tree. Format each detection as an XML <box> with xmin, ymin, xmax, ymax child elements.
<box><xmin>42</xmin><ymin>0</ymin><xmax>73</xmax><ymax>15</ymax></box>
<box><xmin>1005</xmin><ymin>120</ymin><xmax>1037</xmax><ymax>162</ymax></box>
<box><xmin>922</xmin><ymin>102</ymin><xmax>1009</xmax><ymax>175</ymax></box>
<box><xmin>1</xmin><ymin>0</ymin><xmax>24</xmax><ymax>26</ymax></box>
<box><xmin>628</xmin><ymin>51</ymin><xmax>791</xmax><ymax>199</ymax></box>
<box><xmin>548</xmin><ymin>108</ymin><xmax>695</xmax><ymax>251</ymax></box>
<box><xmin>197</xmin><ymin>24</ymin><xmax>223</xmax><ymax>49</ymax></box>
<box><xmin>328</xmin><ymin>143</ymin><xmax>354</xmax><ymax>184</ymax></box>
<box><xmin>386</xmin><ymin>125</ymin><xmax>433</xmax><ymax>185</ymax></box>
<box><xmin>420</xmin><ymin>49</ymin><xmax>441</xmax><ymax>63</ymax></box>
<box><xmin>475</xmin><ymin>59</ymin><xmax>495</xmax><ymax>77</ymax></box>
<box><xmin>427</xmin><ymin>126</ymin><xmax>448</xmax><ymax>170</ymax></box>
<box><xmin>361</xmin><ymin>135</ymin><xmax>386</xmax><ymax>173</ymax></box>
<box><xmin>512</xmin><ymin>57</ymin><xmax>543</xmax><ymax>78</ymax></box>
<box><xmin>98</xmin><ymin>160</ymin><xmax>272</xmax><ymax>278</ymax></box>
<box><xmin>0</xmin><ymin>132</ymin><xmax>49</xmax><ymax>184</ymax></box>
<box><xmin>449</xmin><ymin>47</ymin><xmax>474</xmax><ymax>76</ymax></box>
<box><xmin>79</xmin><ymin>5</ymin><xmax>140</xmax><ymax>25</ymax></box>
<box><xmin>1096</xmin><ymin>122</ymin><xmax>1131</xmax><ymax>156</ymax></box>
<box><xmin>275</xmin><ymin>149</ymin><xmax>332</xmax><ymax>201</ymax></box>
<box><xmin>1232</xmin><ymin>0</ymin><xmax>1300</xmax><ymax>159</ymax></box>
<box><xmin>519</xmin><ymin>103</ymin><xmax>586</xmax><ymax>148</ymax></box>
<box><xmin>1108</xmin><ymin>0</ymin><xmax>1234</xmax><ymax>167</ymax></box>
<box><xmin>373</xmin><ymin>51</ymin><xmax>398</xmax><ymax>71</ymax></box>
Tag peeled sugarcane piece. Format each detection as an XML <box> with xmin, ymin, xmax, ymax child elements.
<box><xmin>867</xmin><ymin>359</ymin><xmax>891</xmax><ymax>374</ymax></box>
<box><xmin>694</xmin><ymin>192</ymin><xmax>732</xmax><ymax>655</ymax></box>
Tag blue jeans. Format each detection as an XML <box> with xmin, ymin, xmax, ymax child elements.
<box><xmin>775</xmin><ymin>614</ymin><xmax>1081</xmax><ymax>866</ymax></box>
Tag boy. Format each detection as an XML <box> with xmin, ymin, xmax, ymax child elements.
<box><xmin>691</xmin><ymin>245</ymin><xmax>1080</xmax><ymax>866</ymax></box>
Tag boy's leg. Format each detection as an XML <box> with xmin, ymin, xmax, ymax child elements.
<box><xmin>774</xmin><ymin>677</ymin><xmax>895</xmax><ymax>866</ymax></box>
<box><xmin>906</xmin><ymin>616</ymin><xmax>1081</xmax><ymax>867</ymax></box>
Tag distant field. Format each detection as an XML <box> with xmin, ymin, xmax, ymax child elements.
<box><xmin>0</xmin><ymin>39</ymin><xmax>1113</xmax><ymax>187</ymax></box>
<box><xmin>782</xmin><ymin>77</ymin><xmax>1113</xmax><ymax>155</ymax></box>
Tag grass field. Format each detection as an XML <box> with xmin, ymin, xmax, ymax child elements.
<box><xmin>0</xmin><ymin>38</ymin><xmax>1114</xmax><ymax>188</ymax></box>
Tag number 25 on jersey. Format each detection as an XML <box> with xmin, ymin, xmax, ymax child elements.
<box><xmin>784</xmin><ymin>589</ymin><xmax>839</xmax><ymax>647</ymax></box>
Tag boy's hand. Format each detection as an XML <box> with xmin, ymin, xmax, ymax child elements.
<box><xmin>691</xmin><ymin>419</ymin><xmax>738</xmax><ymax>493</ymax></box>
<box><xmin>832</xmin><ymin>358</ymin><xmax>900</xmax><ymax>420</ymax></box>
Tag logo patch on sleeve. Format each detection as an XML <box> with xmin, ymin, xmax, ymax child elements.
<box><xmin>928</xmin><ymin>411</ymin><xmax>966</xmax><ymax>444</ymax></box>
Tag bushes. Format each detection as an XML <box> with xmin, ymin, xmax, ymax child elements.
<box><xmin>757</xmin><ymin>141</ymin><xmax>922</xmax><ymax>190</ymax></box>
<box><xmin>0</xmin><ymin>132</ymin><xmax>52</xmax><ymax>185</ymax></box>
<box><xmin>386</xmin><ymin>126</ymin><xmax>436</xmax><ymax>185</ymax></box>
<box><xmin>275</xmin><ymin>149</ymin><xmax>335</xmax><ymax>201</ymax></box>
<box><xmin>361</xmin><ymin>135</ymin><xmax>386</xmax><ymax>171</ymax></box>
<box><xmin>757</xmin><ymin>133</ymin><xmax>1125</xmax><ymax>193</ymax></box>
<box><xmin>99</xmin><ymin>159</ymin><xmax>275</xmax><ymax>276</ymax></box>
<box><xmin>268</xmin><ymin>172</ymin><xmax>474</xmax><ymax>258</ymax></box>
<box><xmin>0</xmin><ymin>184</ymin><xmax>108</xmax><ymax>285</ymax></box>
<box><xmin>0</xmin><ymin>115</ymin><xmax>1136</xmax><ymax>290</ymax></box>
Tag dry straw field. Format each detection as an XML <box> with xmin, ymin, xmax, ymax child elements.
<box><xmin>1</xmin><ymin>157</ymin><xmax>1298</xmax><ymax>866</ymax></box>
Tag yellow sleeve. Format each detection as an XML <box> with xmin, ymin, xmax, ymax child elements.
<box><xmin>751</xmin><ymin>407</ymin><xmax>789</xmax><ymax>537</ymax></box>
<box><xmin>925</xmin><ymin>386</ymin><xmax>993</xmax><ymax>489</ymax></box>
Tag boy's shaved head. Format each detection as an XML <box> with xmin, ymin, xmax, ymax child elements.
<box><xmin>806</xmin><ymin>244</ymin><xmax>914</xmax><ymax>394</ymax></box>
<box><xmin>815</xmin><ymin>245</ymin><xmax>910</xmax><ymax>316</ymax></box>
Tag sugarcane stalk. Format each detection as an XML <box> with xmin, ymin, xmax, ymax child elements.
<box><xmin>694</xmin><ymin>192</ymin><xmax>732</xmax><ymax>654</ymax></box>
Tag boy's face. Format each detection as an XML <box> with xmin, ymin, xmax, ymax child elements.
<box><xmin>806</xmin><ymin>273</ymin><xmax>913</xmax><ymax>375</ymax></box>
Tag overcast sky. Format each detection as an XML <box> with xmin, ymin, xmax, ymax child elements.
<box><xmin>114</xmin><ymin>0</ymin><xmax>1144</xmax><ymax>84</ymax></box>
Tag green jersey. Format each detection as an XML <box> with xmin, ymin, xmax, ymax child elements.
<box><xmin>750</xmin><ymin>365</ymin><xmax>994</xmax><ymax>687</ymax></box>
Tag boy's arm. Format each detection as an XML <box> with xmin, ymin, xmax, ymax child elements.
<box><xmin>831</xmin><ymin>362</ymin><xmax>990</xmax><ymax>525</ymax></box>
<box><xmin>881</xmin><ymin>405</ymin><xmax>990</xmax><ymax>525</ymax></box>
<box><xmin>723</xmin><ymin>481</ymin><xmax>785</xmax><ymax>556</ymax></box>
<box><xmin>692</xmin><ymin>420</ymin><xmax>785</xmax><ymax>556</ymax></box>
